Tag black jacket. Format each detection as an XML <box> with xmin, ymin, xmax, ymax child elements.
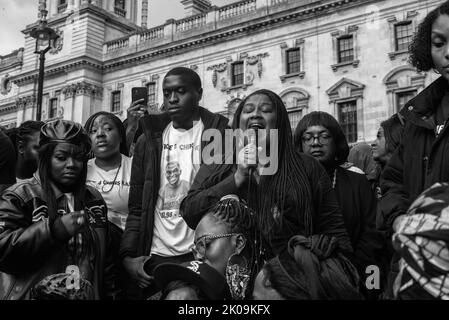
<box><xmin>332</xmin><ymin>166</ymin><xmax>385</xmax><ymax>282</ymax></box>
<box><xmin>119</xmin><ymin>108</ymin><xmax>229</xmax><ymax>260</ymax></box>
<box><xmin>0</xmin><ymin>175</ymin><xmax>117</xmax><ymax>300</ymax></box>
<box><xmin>180</xmin><ymin>152</ymin><xmax>353</xmax><ymax>257</ymax></box>
<box><xmin>0</xmin><ymin>130</ymin><xmax>16</xmax><ymax>193</ymax></box>
<box><xmin>381</xmin><ymin>76</ymin><xmax>449</xmax><ymax>232</ymax></box>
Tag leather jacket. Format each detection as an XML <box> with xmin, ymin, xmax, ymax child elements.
<box><xmin>0</xmin><ymin>174</ymin><xmax>118</xmax><ymax>300</ymax></box>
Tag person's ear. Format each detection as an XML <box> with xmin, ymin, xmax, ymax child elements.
<box><xmin>197</xmin><ymin>88</ymin><xmax>203</xmax><ymax>103</ymax></box>
<box><xmin>234</xmin><ymin>234</ymin><xmax>246</xmax><ymax>255</ymax></box>
<box><xmin>18</xmin><ymin>140</ymin><xmax>25</xmax><ymax>155</ymax></box>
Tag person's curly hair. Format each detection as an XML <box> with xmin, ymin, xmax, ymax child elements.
<box><xmin>409</xmin><ymin>1</ymin><xmax>449</xmax><ymax>71</ymax></box>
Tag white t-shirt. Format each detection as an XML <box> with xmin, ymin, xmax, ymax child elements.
<box><xmin>151</xmin><ymin>120</ymin><xmax>204</xmax><ymax>257</ymax></box>
<box><xmin>86</xmin><ymin>154</ymin><xmax>132</xmax><ymax>230</ymax></box>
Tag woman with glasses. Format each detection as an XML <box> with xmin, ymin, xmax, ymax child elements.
<box><xmin>294</xmin><ymin>111</ymin><xmax>384</xmax><ymax>299</ymax></box>
<box><xmin>181</xmin><ymin>90</ymin><xmax>353</xmax><ymax>271</ymax></box>
<box><xmin>192</xmin><ymin>195</ymin><xmax>255</xmax><ymax>300</ymax></box>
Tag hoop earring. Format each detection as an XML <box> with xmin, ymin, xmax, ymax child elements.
<box><xmin>225</xmin><ymin>253</ymin><xmax>250</xmax><ymax>300</ymax></box>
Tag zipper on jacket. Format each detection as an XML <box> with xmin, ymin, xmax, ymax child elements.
<box><xmin>423</xmin><ymin>156</ymin><xmax>429</xmax><ymax>181</ymax></box>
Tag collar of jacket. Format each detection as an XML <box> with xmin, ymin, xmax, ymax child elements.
<box><xmin>33</xmin><ymin>172</ymin><xmax>71</xmax><ymax>201</ymax></box>
<box><xmin>139</xmin><ymin>106</ymin><xmax>228</xmax><ymax>138</ymax></box>
<box><xmin>401</xmin><ymin>76</ymin><xmax>449</xmax><ymax>130</ymax></box>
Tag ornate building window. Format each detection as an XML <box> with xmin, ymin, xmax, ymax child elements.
<box><xmin>338</xmin><ymin>100</ymin><xmax>358</xmax><ymax>143</ymax></box>
<box><xmin>58</xmin><ymin>0</ymin><xmax>67</xmax><ymax>13</ymax></box>
<box><xmin>388</xmin><ymin>11</ymin><xmax>418</xmax><ymax>60</ymax></box>
<box><xmin>49</xmin><ymin>98</ymin><xmax>58</xmax><ymax>119</ymax></box>
<box><xmin>114</xmin><ymin>0</ymin><xmax>126</xmax><ymax>17</ymax></box>
<box><xmin>337</xmin><ymin>36</ymin><xmax>354</xmax><ymax>63</ymax></box>
<box><xmin>395</xmin><ymin>22</ymin><xmax>413</xmax><ymax>51</ymax></box>
<box><xmin>326</xmin><ymin>78</ymin><xmax>365</xmax><ymax>143</ymax></box>
<box><xmin>331</xmin><ymin>26</ymin><xmax>360</xmax><ymax>72</ymax></box>
<box><xmin>146</xmin><ymin>82</ymin><xmax>156</xmax><ymax>105</ymax></box>
<box><xmin>287</xmin><ymin>48</ymin><xmax>301</xmax><ymax>74</ymax></box>
<box><xmin>208</xmin><ymin>53</ymin><xmax>269</xmax><ymax>94</ymax></box>
<box><xmin>231</xmin><ymin>61</ymin><xmax>244</xmax><ymax>87</ymax></box>
<box><xmin>383</xmin><ymin>66</ymin><xmax>425</xmax><ymax>114</ymax></box>
<box><xmin>280</xmin><ymin>39</ymin><xmax>305</xmax><ymax>82</ymax></box>
<box><xmin>279</xmin><ymin>88</ymin><xmax>310</xmax><ymax>130</ymax></box>
<box><xmin>111</xmin><ymin>91</ymin><xmax>121</xmax><ymax>113</ymax></box>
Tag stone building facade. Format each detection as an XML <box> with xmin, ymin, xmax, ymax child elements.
<box><xmin>0</xmin><ymin>0</ymin><xmax>444</xmax><ymax>143</ymax></box>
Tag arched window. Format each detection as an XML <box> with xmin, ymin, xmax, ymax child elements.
<box><xmin>279</xmin><ymin>88</ymin><xmax>310</xmax><ymax>131</ymax></box>
<box><xmin>383</xmin><ymin>66</ymin><xmax>426</xmax><ymax>114</ymax></box>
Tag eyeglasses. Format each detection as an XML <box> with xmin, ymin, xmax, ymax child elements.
<box><xmin>191</xmin><ymin>233</ymin><xmax>241</xmax><ymax>259</ymax></box>
<box><xmin>302</xmin><ymin>133</ymin><xmax>332</xmax><ymax>145</ymax></box>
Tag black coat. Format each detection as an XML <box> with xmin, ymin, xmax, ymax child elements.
<box><xmin>332</xmin><ymin>166</ymin><xmax>385</xmax><ymax>279</ymax></box>
<box><xmin>381</xmin><ymin>76</ymin><xmax>449</xmax><ymax>232</ymax></box>
<box><xmin>0</xmin><ymin>130</ymin><xmax>16</xmax><ymax>193</ymax></box>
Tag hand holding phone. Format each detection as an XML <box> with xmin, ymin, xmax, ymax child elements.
<box><xmin>131</xmin><ymin>87</ymin><xmax>148</xmax><ymax>107</ymax></box>
<box><xmin>127</xmin><ymin>87</ymin><xmax>149</xmax><ymax>129</ymax></box>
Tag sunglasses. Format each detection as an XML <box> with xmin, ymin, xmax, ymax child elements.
<box><xmin>191</xmin><ymin>233</ymin><xmax>242</xmax><ymax>259</ymax></box>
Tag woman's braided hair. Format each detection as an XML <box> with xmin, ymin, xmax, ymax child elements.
<box><xmin>204</xmin><ymin>90</ymin><xmax>314</xmax><ymax>238</ymax></box>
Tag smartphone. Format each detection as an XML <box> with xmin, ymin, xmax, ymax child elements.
<box><xmin>131</xmin><ymin>87</ymin><xmax>148</xmax><ymax>107</ymax></box>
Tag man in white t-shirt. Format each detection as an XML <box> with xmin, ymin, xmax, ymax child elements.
<box><xmin>120</xmin><ymin>67</ymin><xmax>229</xmax><ymax>299</ymax></box>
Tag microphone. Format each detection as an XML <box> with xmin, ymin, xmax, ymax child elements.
<box><xmin>248</xmin><ymin>128</ymin><xmax>258</xmax><ymax>179</ymax></box>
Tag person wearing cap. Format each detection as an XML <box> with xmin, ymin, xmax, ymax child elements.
<box><xmin>119</xmin><ymin>67</ymin><xmax>228</xmax><ymax>299</ymax></box>
<box><xmin>154</xmin><ymin>260</ymin><xmax>229</xmax><ymax>300</ymax></box>
<box><xmin>0</xmin><ymin>120</ymin><xmax>118</xmax><ymax>300</ymax></box>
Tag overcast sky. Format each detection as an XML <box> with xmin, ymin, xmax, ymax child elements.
<box><xmin>0</xmin><ymin>0</ymin><xmax>235</xmax><ymax>55</ymax></box>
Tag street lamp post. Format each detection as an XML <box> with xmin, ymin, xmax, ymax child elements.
<box><xmin>30</xmin><ymin>6</ymin><xmax>58</xmax><ymax>121</ymax></box>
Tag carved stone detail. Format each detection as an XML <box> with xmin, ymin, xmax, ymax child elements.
<box><xmin>207</xmin><ymin>63</ymin><xmax>228</xmax><ymax>88</ymax></box>
<box><xmin>62</xmin><ymin>81</ymin><xmax>103</xmax><ymax>99</ymax></box>
<box><xmin>50</xmin><ymin>29</ymin><xmax>64</xmax><ymax>55</ymax></box>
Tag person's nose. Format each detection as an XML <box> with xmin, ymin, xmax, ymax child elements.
<box><xmin>445</xmin><ymin>44</ymin><xmax>449</xmax><ymax>60</ymax></box>
<box><xmin>168</xmin><ymin>91</ymin><xmax>178</xmax><ymax>104</ymax></box>
<box><xmin>310</xmin><ymin>136</ymin><xmax>321</xmax><ymax>146</ymax></box>
<box><xmin>66</xmin><ymin>157</ymin><xmax>76</xmax><ymax>168</ymax></box>
<box><xmin>96</xmin><ymin>127</ymin><xmax>106</xmax><ymax>138</ymax></box>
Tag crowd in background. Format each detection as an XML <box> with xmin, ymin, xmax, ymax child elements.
<box><xmin>0</xmin><ymin>1</ymin><xmax>449</xmax><ymax>300</ymax></box>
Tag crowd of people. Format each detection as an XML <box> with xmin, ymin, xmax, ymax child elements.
<box><xmin>0</xmin><ymin>1</ymin><xmax>449</xmax><ymax>300</ymax></box>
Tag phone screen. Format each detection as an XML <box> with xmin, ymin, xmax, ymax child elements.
<box><xmin>131</xmin><ymin>87</ymin><xmax>148</xmax><ymax>107</ymax></box>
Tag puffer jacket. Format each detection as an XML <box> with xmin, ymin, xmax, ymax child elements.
<box><xmin>0</xmin><ymin>174</ymin><xmax>118</xmax><ymax>300</ymax></box>
<box><xmin>381</xmin><ymin>76</ymin><xmax>449</xmax><ymax>233</ymax></box>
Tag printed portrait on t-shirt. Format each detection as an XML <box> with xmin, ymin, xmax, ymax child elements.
<box><xmin>159</xmin><ymin>161</ymin><xmax>191</xmax><ymax>211</ymax></box>
<box><xmin>151</xmin><ymin>120</ymin><xmax>204</xmax><ymax>256</ymax></box>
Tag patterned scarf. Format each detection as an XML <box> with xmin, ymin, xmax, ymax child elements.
<box><xmin>393</xmin><ymin>183</ymin><xmax>449</xmax><ymax>300</ymax></box>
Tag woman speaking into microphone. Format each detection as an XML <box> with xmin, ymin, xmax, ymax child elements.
<box><xmin>180</xmin><ymin>89</ymin><xmax>353</xmax><ymax>264</ymax></box>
